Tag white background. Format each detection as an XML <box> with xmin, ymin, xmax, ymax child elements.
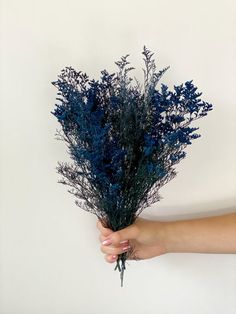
<box><xmin>1</xmin><ymin>0</ymin><xmax>236</xmax><ymax>313</ymax></box>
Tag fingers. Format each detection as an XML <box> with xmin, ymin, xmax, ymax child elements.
<box><xmin>103</xmin><ymin>242</ymin><xmax>131</xmax><ymax>264</ymax></box>
<box><xmin>105</xmin><ymin>254</ymin><xmax>118</xmax><ymax>263</ymax></box>
<box><xmin>104</xmin><ymin>224</ymin><xmax>139</xmax><ymax>245</ymax></box>
<box><xmin>96</xmin><ymin>220</ymin><xmax>113</xmax><ymax>238</ymax></box>
<box><xmin>100</xmin><ymin>241</ymin><xmax>130</xmax><ymax>255</ymax></box>
<box><xmin>96</xmin><ymin>220</ymin><xmax>139</xmax><ymax>244</ymax></box>
<box><xmin>104</xmin><ymin>246</ymin><xmax>141</xmax><ymax>263</ymax></box>
<box><xmin>96</xmin><ymin>219</ymin><xmax>138</xmax><ymax>263</ymax></box>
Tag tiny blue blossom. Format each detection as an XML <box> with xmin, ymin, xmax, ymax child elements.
<box><xmin>51</xmin><ymin>46</ymin><xmax>213</xmax><ymax>286</ymax></box>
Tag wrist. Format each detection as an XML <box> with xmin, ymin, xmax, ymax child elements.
<box><xmin>158</xmin><ymin>220</ymin><xmax>179</xmax><ymax>254</ymax></box>
<box><xmin>161</xmin><ymin>218</ymin><xmax>202</xmax><ymax>254</ymax></box>
<box><xmin>153</xmin><ymin>220</ymin><xmax>172</xmax><ymax>254</ymax></box>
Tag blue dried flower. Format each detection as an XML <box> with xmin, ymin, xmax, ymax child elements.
<box><xmin>51</xmin><ymin>46</ymin><xmax>213</xmax><ymax>286</ymax></box>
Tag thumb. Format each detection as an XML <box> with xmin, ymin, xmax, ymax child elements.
<box><xmin>108</xmin><ymin>224</ymin><xmax>139</xmax><ymax>245</ymax></box>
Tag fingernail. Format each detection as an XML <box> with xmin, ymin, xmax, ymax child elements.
<box><xmin>120</xmin><ymin>240</ymin><xmax>129</xmax><ymax>244</ymax></box>
<box><xmin>102</xmin><ymin>238</ymin><xmax>112</xmax><ymax>246</ymax></box>
<box><xmin>122</xmin><ymin>245</ymin><xmax>131</xmax><ymax>251</ymax></box>
<box><xmin>112</xmin><ymin>255</ymin><xmax>117</xmax><ymax>260</ymax></box>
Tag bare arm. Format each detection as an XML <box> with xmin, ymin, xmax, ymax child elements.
<box><xmin>97</xmin><ymin>212</ymin><xmax>236</xmax><ymax>263</ymax></box>
<box><xmin>164</xmin><ymin>212</ymin><xmax>236</xmax><ymax>254</ymax></box>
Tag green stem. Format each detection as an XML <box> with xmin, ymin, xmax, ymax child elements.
<box><xmin>114</xmin><ymin>252</ymin><xmax>127</xmax><ymax>287</ymax></box>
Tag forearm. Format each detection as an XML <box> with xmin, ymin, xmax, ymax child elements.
<box><xmin>162</xmin><ymin>212</ymin><xmax>236</xmax><ymax>254</ymax></box>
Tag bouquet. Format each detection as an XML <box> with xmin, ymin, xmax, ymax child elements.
<box><xmin>51</xmin><ymin>46</ymin><xmax>213</xmax><ymax>286</ymax></box>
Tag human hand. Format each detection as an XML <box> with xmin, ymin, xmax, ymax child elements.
<box><xmin>97</xmin><ymin>217</ymin><xmax>168</xmax><ymax>263</ymax></box>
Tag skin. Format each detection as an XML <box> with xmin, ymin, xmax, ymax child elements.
<box><xmin>97</xmin><ymin>212</ymin><xmax>236</xmax><ymax>263</ymax></box>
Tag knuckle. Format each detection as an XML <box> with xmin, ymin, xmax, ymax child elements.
<box><xmin>109</xmin><ymin>246</ymin><xmax>119</xmax><ymax>255</ymax></box>
<box><xmin>109</xmin><ymin>246</ymin><xmax>121</xmax><ymax>255</ymax></box>
<box><xmin>102</xmin><ymin>230</ymin><xmax>108</xmax><ymax>237</ymax></box>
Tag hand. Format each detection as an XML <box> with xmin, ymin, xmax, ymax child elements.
<box><xmin>97</xmin><ymin>217</ymin><xmax>168</xmax><ymax>263</ymax></box>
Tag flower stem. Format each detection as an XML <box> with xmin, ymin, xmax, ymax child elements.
<box><xmin>114</xmin><ymin>252</ymin><xmax>127</xmax><ymax>287</ymax></box>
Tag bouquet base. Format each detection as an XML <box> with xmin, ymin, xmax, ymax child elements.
<box><xmin>114</xmin><ymin>252</ymin><xmax>128</xmax><ymax>287</ymax></box>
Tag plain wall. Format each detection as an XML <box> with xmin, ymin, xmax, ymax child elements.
<box><xmin>1</xmin><ymin>0</ymin><xmax>236</xmax><ymax>313</ymax></box>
